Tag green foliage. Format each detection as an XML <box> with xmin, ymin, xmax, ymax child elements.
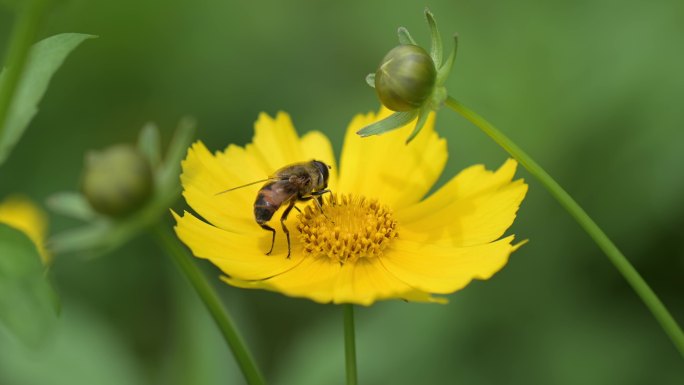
<box><xmin>0</xmin><ymin>223</ymin><xmax>58</xmax><ymax>347</ymax></box>
<box><xmin>48</xmin><ymin>119</ymin><xmax>196</xmax><ymax>258</ymax></box>
<box><xmin>1</xmin><ymin>0</ymin><xmax>683</xmax><ymax>383</ymax></box>
<box><xmin>0</xmin><ymin>33</ymin><xmax>96</xmax><ymax>166</ymax></box>
<box><xmin>0</xmin><ymin>303</ymin><xmax>146</xmax><ymax>385</ymax></box>
<box><xmin>138</xmin><ymin>122</ymin><xmax>162</xmax><ymax>170</ymax></box>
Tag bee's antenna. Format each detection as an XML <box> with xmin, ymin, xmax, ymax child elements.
<box><xmin>215</xmin><ymin>178</ymin><xmax>273</xmax><ymax>195</ymax></box>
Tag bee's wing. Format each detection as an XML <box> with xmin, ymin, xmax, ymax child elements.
<box><xmin>215</xmin><ymin>178</ymin><xmax>278</xmax><ymax>195</ymax></box>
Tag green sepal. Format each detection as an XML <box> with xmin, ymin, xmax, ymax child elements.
<box><xmin>356</xmin><ymin>110</ymin><xmax>418</xmax><ymax>137</ymax></box>
<box><xmin>437</xmin><ymin>34</ymin><xmax>459</xmax><ymax>86</ymax></box>
<box><xmin>397</xmin><ymin>27</ymin><xmax>416</xmax><ymax>45</ymax></box>
<box><xmin>365</xmin><ymin>73</ymin><xmax>376</xmax><ymax>88</ymax></box>
<box><xmin>137</xmin><ymin>122</ymin><xmax>162</xmax><ymax>170</ymax></box>
<box><xmin>425</xmin><ymin>8</ymin><xmax>443</xmax><ymax>68</ymax></box>
<box><xmin>0</xmin><ymin>223</ymin><xmax>58</xmax><ymax>348</ymax></box>
<box><xmin>0</xmin><ymin>33</ymin><xmax>97</xmax><ymax>167</ymax></box>
<box><xmin>405</xmin><ymin>105</ymin><xmax>432</xmax><ymax>144</ymax></box>
<box><xmin>46</xmin><ymin>192</ymin><xmax>96</xmax><ymax>221</ymax></box>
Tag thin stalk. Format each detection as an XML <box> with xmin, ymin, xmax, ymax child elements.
<box><xmin>0</xmin><ymin>0</ymin><xmax>50</xmax><ymax>138</ymax></box>
<box><xmin>445</xmin><ymin>96</ymin><xmax>684</xmax><ymax>358</ymax></box>
<box><xmin>153</xmin><ymin>223</ymin><xmax>266</xmax><ymax>385</ymax></box>
<box><xmin>344</xmin><ymin>304</ymin><xmax>358</xmax><ymax>385</ymax></box>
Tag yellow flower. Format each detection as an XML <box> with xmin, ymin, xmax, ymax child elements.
<box><xmin>174</xmin><ymin>108</ymin><xmax>527</xmax><ymax>305</ymax></box>
<box><xmin>0</xmin><ymin>195</ymin><xmax>50</xmax><ymax>264</ymax></box>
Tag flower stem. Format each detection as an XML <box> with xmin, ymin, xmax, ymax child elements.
<box><xmin>0</xmin><ymin>0</ymin><xmax>50</xmax><ymax>138</ymax></box>
<box><xmin>343</xmin><ymin>304</ymin><xmax>358</xmax><ymax>385</ymax></box>
<box><xmin>153</xmin><ymin>222</ymin><xmax>266</xmax><ymax>385</ymax></box>
<box><xmin>445</xmin><ymin>96</ymin><xmax>684</xmax><ymax>358</ymax></box>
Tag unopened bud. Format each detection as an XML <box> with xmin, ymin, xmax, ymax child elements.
<box><xmin>81</xmin><ymin>145</ymin><xmax>153</xmax><ymax>217</ymax></box>
<box><xmin>375</xmin><ymin>44</ymin><xmax>437</xmax><ymax>112</ymax></box>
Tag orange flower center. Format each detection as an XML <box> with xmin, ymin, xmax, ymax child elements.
<box><xmin>297</xmin><ymin>193</ymin><xmax>398</xmax><ymax>264</ymax></box>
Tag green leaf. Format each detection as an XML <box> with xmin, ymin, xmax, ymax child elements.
<box><xmin>158</xmin><ymin>117</ymin><xmax>196</xmax><ymax>189</ymax></box>
<box><xmin>0</xmin><ymin>223</ymin><xmax>58</xmax><ymax>347</ymax></box>
<box><xmin>0</xmin><ymin>33</ymin><xmax>97</xmax><ymax>166</ymax></box>
<box><xmin>355</xmin><ymin>110</ymin><xmax>418</xmax><ymax>137</ymax></box>
<box><xmin>137</xmin><ymin>122</ymin><xmax>162</xmax><ymax>170</ymax></box>
<box><xmin>46</xmin><ymin>191</ymin><xmax>96</xmax><ymax>221</ymax></box>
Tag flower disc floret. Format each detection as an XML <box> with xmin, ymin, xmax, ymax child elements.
<box><xmin>298</xmin><ymin>194</ymin><xmax>398</xmax><ymax>264</ymax></box>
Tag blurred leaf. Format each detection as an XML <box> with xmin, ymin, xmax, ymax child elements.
<box><xmin>158</xmin><ymin>116</ymin><xmax>196</xmax><ymax>188</ymax></box>
<box><xmin>0</xmin><ymin>303</ymin><xmax>146</xmax><ymax>385</ymax></box>
<box><xmin>46</xmin><ymin>192</ymin><xmax>96</xmax><ymax>221</ymax></box>
<box><xmin>47</xmin><ymin>219</ymin><xmax>111</xmax><ymax>256</ymax></box>
<box><xmin>0</xmin><ymin>33</ymin><xmax>96</xmax><ymax>166</ymax></box>
<box><xmin>0</xmin><ymin>223</ymin><xmax>58</xmax><ymax>348</ymax></box>
<box><xmin>137</xmin><ymin>122</ymin><xmax>162</xmax><ymax>170</ymax></box>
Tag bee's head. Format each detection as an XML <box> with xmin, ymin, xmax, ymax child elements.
<box><xmin>312</xmin><ymin>160</ymin><xmax>330</xmax><ymax>188</ymax></box>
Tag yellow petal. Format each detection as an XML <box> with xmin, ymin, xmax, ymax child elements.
<box><xmin>381</xmin><ymin>236</ymin><xmax>518</xmax><ymax>294</ymax></box>
<box><xmin>181</xmin><ymin>115</ymin><xmax>339</xmax><ymax>236</ymax></box>
<box><xmin>224</xmin><ymin>255</ymin><xmax>440</xmax><ymax>306</ymax></box>
<box><xmin>397</xmin><ymin>159</ymin><xmax>527</xmax><ymax>246</ymax></box>
<box><xmin>0</xmin><ymin>195</ymin><xmax>50</xmax><ymax>264</ymax></box>
<box><xmin>247</xmin><ymin>112</ymin><xmax>306</xmax><ymax>172</ymax></box>
<box><xmin>333</xmin><ymin>258</ymin><xmax>427</xmax><ymax>305</ymax></box>
<box><xmin>181</xmin><ymin>141</ymin><xmax>262</xmax><ymax>235</ymax></box>
<box><xmin>173</xmin><ymin>210</ymin><xmax>302</xmax><ymax>280</ymax></box>
<box><xmin>337</xmin><ymin>107</ymin><xmax>447</xmax><ymax>210</ymax></box>
<box><xmin>224</xmin><ymin>256</ymin><xmax>341</xmax><ymax>304</ymax></box>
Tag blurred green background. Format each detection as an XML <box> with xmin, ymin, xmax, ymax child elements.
<box><xmin>1</xmin><ymin>0</ymin><xmax>683</xmax><ymax>384</ymax></box>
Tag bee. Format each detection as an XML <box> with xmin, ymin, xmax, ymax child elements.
<box><xmin>217</xmin><ymin>160</ymin><xmax>332</xmax><ymax>258</ymax></box>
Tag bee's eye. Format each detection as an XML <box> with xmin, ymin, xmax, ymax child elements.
<box><xmin>313</xmin><ymin>160</ymin><xmax>329</xmax><ymax>184</ymax></box>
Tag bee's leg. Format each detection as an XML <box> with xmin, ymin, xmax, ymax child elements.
<box><xmin>259</xmin><ymin>223</ymin><xmax>277</xmax><ymax>255</ymax></box>
<box><xmin>311</xmin><ymin>189</ymin><xmax>334</xmax><ymax>222</ymax></box>
<box><xmin>293</xmin><ymin>205</ymin><xmax>302</xmax><ymax>214</ymax></box>
<box><xmin>312</xmin><ymin>189</ymin><xmax>332</xmax><ymax>209</ymax></box>
<box><xmin>280</xmin><ymin>200</ymin><xmax>297</xmax><ymax>259</ymax></box>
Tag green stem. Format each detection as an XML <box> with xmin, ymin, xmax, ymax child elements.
<box><xmin>0</xmin><ymin>0</ymin><xmax>50</xmax><ymax>138</ymax></box>
<box><xmin>445</xmin><ymin>96</ymin><xmax>684</xmax><ymax>358</ymax></box>
<box><xmin>153</xmin><ymin>223</ymin><xmax>266</xmax><ymax>385</ymax></box>
<box><xmin>344</xmin><ymin>304</ymin><xmax>358</xmax><ymax>385</ymax></box>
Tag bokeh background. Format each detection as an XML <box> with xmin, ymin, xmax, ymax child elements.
<box><xmin>1</xmin><ymin>0</ymin><xmax>683</xmax><ymax>384</ymax></box>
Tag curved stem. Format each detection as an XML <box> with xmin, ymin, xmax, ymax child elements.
<box><xmin>153</xmin><ymin>223</ymin><xmax>266</xmax><ymax>385</ymax></box>
<box><xmin>343</xmin><ymin>304</ymin><xmax>358</xmax><ymax>385</ymax></box>
<box><xmin>445</xmin><ymin>96</ymin><xmax>684</xmax><ymax>358</ymax></box>
<box><xmin>0</xmin><ymin>0</ymin><xmax>50</xmax><ymax>138</ymax></box>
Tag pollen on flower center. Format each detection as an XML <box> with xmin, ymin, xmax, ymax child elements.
<box><xmin>297</xmin><ymin>193</ymin><xmax>398</xmax><ymax>264</ymax></box>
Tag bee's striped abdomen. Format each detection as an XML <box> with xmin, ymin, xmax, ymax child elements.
<box><xmin>254</xmin><ymin>181</ymin><xmax>295</xmax><ymax>224</ymax></box>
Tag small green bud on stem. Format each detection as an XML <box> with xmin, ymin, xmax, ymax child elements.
<box><xmin>81</xmin><ymin>145</ymin><xmax>153</xmax><ymax>218</ymax></box>
<box><xmin>374</xmin><ymin>44</ymin><xmax>437</xmax><ymax>112</ymax></box>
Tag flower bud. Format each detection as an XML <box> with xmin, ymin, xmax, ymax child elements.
<box><xmin>81</xmin><ymin>145</ymin><xmax>153</xmax><ymax>218</ymax></box>
<box><xmin>374</xmin><ymin>44</ymin><xmax>437</xmax><ymax>112</ymax></box>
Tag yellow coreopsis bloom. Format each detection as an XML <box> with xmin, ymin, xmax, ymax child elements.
<box><xmin>174</xmin><ymin>108</ymin><xmax>527</xmax><ymax>305</ymax></box>
<box><xmin>0</xmin><ymin>195</ymin><xmax>50</xmax><ymax>264</ymax></box>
